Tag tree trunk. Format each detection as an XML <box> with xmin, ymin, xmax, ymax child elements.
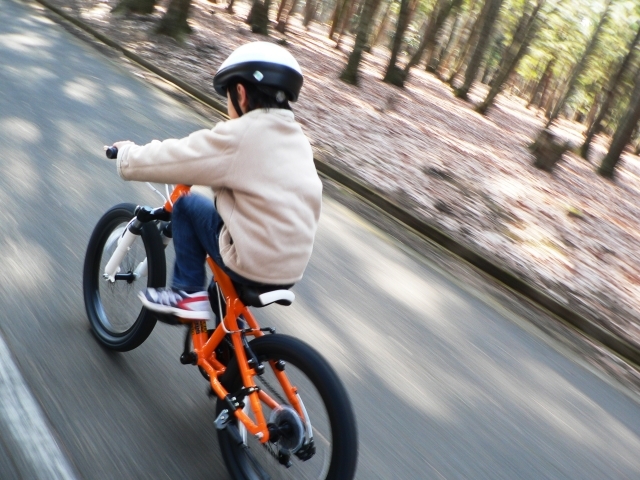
<box><xmin>371</xmin><ymin>0</ymin><xmax>394</xmax><ymax>47</ymax></box>
<box><xmin>540</xmin><ymin>63</ymin><xmax>566</xmax><ymax>113</ymax></box>
<box><xmin>248</xmin><ymin>0</ymin><xmax>272</xmax><ymax>34</ymax></box>
<box><xmin>542</xmin><ymin>64</ymin><xmax>569</xmax><ymax>116</ymax></box>
<box><xmin>447</xmin><ymin>33</ymin><xmax>474</xmax><ymax>84</ymax></box>
<box><xmin>435</xmin><ymin>4</ymin><xmax>470</xmax><ymax>74</ymax></box>
<box><xmin>275</xmin><ymin>0</ymin><xmax>288</xmax><ymax>21</ymax></box>
<box><xmin>527</xmin><ymin>57</ymin><xmax>554</xmax><ymax>108</ymax></box>
<box><xmin>329</xmin><ymin>0</ymin><xmax>350</xmax><ymax>39</ymax></box>
<box><xmin>156</xmin><ymin>0</ymin><xmax>192</xmax><ymax>39</ymax></box>
<box><xmin>633</xmin><ymin>126</ymin><xmax>640</xmax><ymax>155</ymax></box>
<box><xmin>453</xmin><ymin>0</ymin><xmax>506</xmax><ymax>100</ymax></box>
<box><xmin>447</xmin><ymin>15</ymin><xmax>481</xmax><ymax>87</ymax></box>
<box><xmin>112</xmin><ymin>0</ymin><xmax>156</xmax><ymax>15</ymax></box>
<box><xmin>580</xmin><ymin>23</ymin><xmax>640</xmax><ymax>160</ymax></box>
<box><xmin>583</xmin><ymin>91</ymin><xmax>602</xmax><ymax>127</ymax></box>
<box><xmin>598</xmin><ymin>75</ymin><xmax>640</xmax><ymax>178</ymax></box>
<box><xmin>476</xmin><ymin>0</ymin><xmax>544</xmax><ymax>114</ymax></box>
<box><xmin>303</xmin><ymin>0</ymin><xmax>318</xmax><ymax>26</ymax></box>
<box><xmin>402</xmin><ymin>0</ymin><xmax>463</xmax><ymax>78</ymax></box>
<box><xmin>442</xmin><ymin>2</ymin><xmax>480</xmax><ymax>81</ymax></box>
<box><xmin>429</xmin><ymin>15</ymin><xmax>456</xmax><ymax>70</ymax></box>
<box><xmin>522</xmin><ymin>76</ymin><xmax>536</xmax><ymax>100</ymax></box>
<box><xmin>383</xmin><ymin>0</ymin><xmax>419</xmax><ymax>86</ymax></box>
<box><xmin>340</xmin><ymin>0</ymin><xmax>383</xmax><ymax>84</ymax></box>
<box><xmin>480</xmin><ymin>61</ymin><xmax>494</xmax><ymax>84</ymax></box>
<box><xmin>545</xmin><ymin>83</ymin><xmax>563</xmax><ymax>117</ymax></box>
<box><xmin>424</xmin><ymin>0</ymin><xmax>462</xmax><ymax>73</ymax></box>
<box><xmin>276</xmin><ymin>0</ymin><xmax>299</xmax><ymax>32</ymax></box>
<box><xmin>544</xmin><ymin>0</ymin><xmax>612</xmax><ymax>128</ymax></box>
<box><xmin>402</xmin><ymin>3</ymin><xmax>441</xmax><ymax>74</ymax></box>
<box><xmin>335</xmin><ymin>0</ymin><xmax>360</xmax><ymax>47</ymax></box>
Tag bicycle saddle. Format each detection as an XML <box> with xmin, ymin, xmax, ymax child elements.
<box><xmin>234</xmin><ymin>282</ymin><xmax>295</xmax><ymax>308</ymax></box>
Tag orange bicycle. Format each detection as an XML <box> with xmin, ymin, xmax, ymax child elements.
<box><xmin>82</xmin><ymin>147</ymin><xmax>358</xmax><ymax>479</ymax></box>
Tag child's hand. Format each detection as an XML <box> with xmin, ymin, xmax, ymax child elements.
<box><xmin>113</xmin><ymin>140</ymin><xmax>135</xmax><ymax>150</ymax></box>
<box><xmin>104</xmin><ymin>141</ymin><xmax>135</xmax><ymax>160</ymax></box>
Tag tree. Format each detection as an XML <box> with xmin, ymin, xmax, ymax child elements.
<box><xmin>247</xmin><ymin>0</ymin><xmax>273</xmax><ymax>34</ymax></box>
<box><xmin>402</xmin><ymin>0</ymin><xmax>464</xmax><ymax>83</ymax></box>
<box><xmin>275</xmin><ymin>0</ymin><xmax>300</xmax><ymax>32</ymax></box>
<box><xmin>275</xmin><ymin>0</ymin><xmax>288</xmax><ymax>22</ymax></box>
<box><xmin>383</xmin><ymin>0</ymin><xmax>420</xmax><ymax>86</ymax></box>
<box><xmin>598</xmin><ymin>74</ymin><xmax>640</xmax><ymax>178</ymax></box>
<box><xmin>581</xmin><ymin>23</ymin><xmax>640</xmax><ymax>159</ymax></box>
<box><xmin>430</xmin><ymin>8</ymin><xmax>463</xmax><ymax>70</ymax></box>
<box><xmin>424</xmin><ymin>0</ymin><xmax>465</xmax><ymax>71</ymax></box>
<box><xmin>371</xmin><ymin>0</ymin><xmax>395</xmax><ymax>48</ymax></box>
<box><xmin>303</xmin><ymin>0</ymin><xmax>319</xmax><ymax>26</ymax></box>
<box><xmin>329</xmin><ymin>0</ymin><xmax>351</xmax><ymax>39</ymax></box>
<box><xmin>340</xmin><ymin>0</ymin><xmax>384</xmax><ymax>84</ymax></box>
<box><xmin>541</xmin><ymin>62</ymin><xmax>569</xmax><ymax>115</ymax></box>
<box><xmin>445</xmin><ymin>5</ymin><xmax>482</xmax><ymax>83</ymax></box>
<box><xmin>454</xmin><ymin>0</ymin><xmax>506</xmax><ymax>100</ymax></box>
<box><xmin>527</xmin><ymin>57</ymin><xmax>555</xmax><ymax>107</ymax></box>
<box><xmin>335</xmin><ymin>0</ymin><xmax>362</xmax><ymax>48</ymax></box>
<box><xmin>156</xmin><ymin>0</ymin><xmax>193</xmax><ymax>39</ymax></box>
<box><xmin>437</xmin><ymin>0</ymin><xmax>480</xmax><ymax>76</ymax></box>
<box><xmin>543</xmin><ymin>0</ymin><xmax>613</xmax><ymax>128</ymax></box>
<box><xmin>476</xmin><ymin>0</ymin><xmax>546</xmax><ymax>114</ymax></box>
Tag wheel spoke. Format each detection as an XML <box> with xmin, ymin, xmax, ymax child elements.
<box><xmin>216</xmin><ymin>335</ymin><xmax>357</xmax><ymax>480</ymax></box>
<box><xmin>83</xmin><ymin>203</ymin><xmax>166</xmax><ymax>351</ymax></box>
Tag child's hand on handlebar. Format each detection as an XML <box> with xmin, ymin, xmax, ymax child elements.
<box><xmin>104</xmin><ymin>141</ymin><xmax>135</xmax><ymax>160</ymax></box>
<box><xmin>113</xmin><ymin>140</ymin><xmax>135</xmax><ymax>150</ymax></box>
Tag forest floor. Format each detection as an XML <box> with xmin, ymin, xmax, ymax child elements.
<box><xmin>47</xmin><ymin>0</ymin><xmax>640</xmax><ymax>361</ymax></box>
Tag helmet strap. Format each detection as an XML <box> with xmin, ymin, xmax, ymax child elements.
<box><xmin>228</xmin><ymin>84</ymin><xmax>244</xmax><ymax>118</ymax></box>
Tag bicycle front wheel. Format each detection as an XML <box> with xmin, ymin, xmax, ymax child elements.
<box><xmin>83</xmin><ymin>203</ymin><xmax>166</xmax><ymax>351</ymax></box>
<box><xmin>217</xmin><ymin>334</ymin><xmax>358</xmax><ymax>480</ymax></box>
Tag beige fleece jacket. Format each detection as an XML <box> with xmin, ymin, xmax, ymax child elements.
<box><xmin>116</xmin><ymin>109</ymin><xmax>322</xmax><ymax>285</ymax></box>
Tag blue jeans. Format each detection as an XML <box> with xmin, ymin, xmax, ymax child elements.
<box><xmin>171</xmin><ymin>194</ymin><xmax>252</xmax><ymax>292</ymax></box>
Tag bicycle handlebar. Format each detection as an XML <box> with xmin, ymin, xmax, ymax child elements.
<box><xmin>105</xmin><ymin>146</ymin><xmax>118</xmax><ymax>159</ymax></box>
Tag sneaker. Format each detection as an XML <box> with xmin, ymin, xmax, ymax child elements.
<box><xmin>138</xmin><ymin>288</ymin><xmax>211</xmax><ymax>320</ymax></box>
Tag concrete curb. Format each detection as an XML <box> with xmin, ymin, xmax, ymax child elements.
<box><xmin>34</xmin><ymin>0</ymin><xmax>640</xmax><ymax>368</ymax></box>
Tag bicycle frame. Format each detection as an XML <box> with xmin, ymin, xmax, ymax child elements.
<box><xmin>134</xmin><ymin>184</ymin><xmax>304</xmax><ymax>444</ymax></box>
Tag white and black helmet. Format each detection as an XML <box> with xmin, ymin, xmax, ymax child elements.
<box><xmin>213</xmin><ymin>42</ymin><xmax>304</xmax><ymax>102</ymax></box>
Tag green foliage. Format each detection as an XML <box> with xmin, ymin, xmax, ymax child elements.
<box><xmin>515</xmin><ymin>0</ymin><xmax>640</xmax><ymax>121</ymax></box>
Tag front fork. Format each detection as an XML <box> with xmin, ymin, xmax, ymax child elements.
<box><xmin>103</xmin><ymin>206</ymin><xmax>172</xmax><ymax>282</ymax></box>
<box><xmin>103</xmin><ymin>219</ymin><xmax>143</xmax><ymax>282</ymax></box>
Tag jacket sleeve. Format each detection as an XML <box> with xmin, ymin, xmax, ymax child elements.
<box><xmin>116</xmin><ymin>120</ymin><xmax>240</xmax><ymax>187</ymax></box>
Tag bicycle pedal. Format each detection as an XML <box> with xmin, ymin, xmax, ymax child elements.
<box><xmin>295</xmin><ymin>441</ymin><xmax>316</xmax><ymax>461</ymax></box>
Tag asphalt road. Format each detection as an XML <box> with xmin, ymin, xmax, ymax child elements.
<box><xmin>4</xmin><ymin>0</ymin><xmax>640</xmax><ymax>478</ymax></box>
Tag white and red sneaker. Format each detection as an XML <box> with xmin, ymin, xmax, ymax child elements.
<box><xmin>138</xmin><ymin>288</ymin><xmax>211</xmax><ymax>320</ymax></box>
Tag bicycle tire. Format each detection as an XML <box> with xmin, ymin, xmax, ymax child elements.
<box><xmin>217</xmin><ymin>334</ymin><xmax>358</xmax><ymax>480</ymax></box>
<box><xmin>83</xmin><ymin>203</ymin><xmax>166</xmax><ymax>351</ymax></box>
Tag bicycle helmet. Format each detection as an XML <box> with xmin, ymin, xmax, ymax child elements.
<box><xmin>213</xmin><ymin>42</ymin><xmax>304</xmax><ymax>103</ymax></box>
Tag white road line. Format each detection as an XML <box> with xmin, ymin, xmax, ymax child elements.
<box><xmin>0</xmin><ymin>335</ymin><xmax>77</xmax><ymax>479</ymax></box>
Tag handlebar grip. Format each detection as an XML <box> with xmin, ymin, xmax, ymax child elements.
<box><xmin>105</xmin><ymin>146</ymin><xmax>118</xmax><ymax>159</ymax></box>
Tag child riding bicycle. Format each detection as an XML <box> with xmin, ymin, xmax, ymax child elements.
<box><xmin>109</xmin><ymin>41</ymin><xmax>322</xmax><ymax>321</ymax></box>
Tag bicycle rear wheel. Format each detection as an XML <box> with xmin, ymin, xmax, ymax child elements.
<box><xmin>83</xmin><ymin>203</ymin><xmax>166</xmax><ymax>351</ymax></box>
<box><xmin>217</xmin><ymin>334</ymin><xmax>358</xmax><ymax>480</ymax></box>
